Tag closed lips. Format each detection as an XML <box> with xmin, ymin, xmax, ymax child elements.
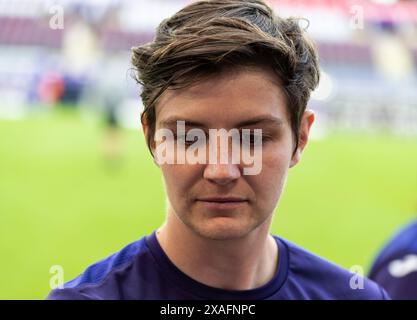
<box><xmin>197</xmin><ymin>197</ymin><xmax>248</xmax><ymax>202</ymax></box>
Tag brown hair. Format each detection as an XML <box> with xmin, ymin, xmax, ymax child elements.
<box><xmin>131</xmin><ymin>0</ymin><xmax>320</xmax><ymax>155</ymax></box>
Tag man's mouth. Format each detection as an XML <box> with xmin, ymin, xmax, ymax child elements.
<box><xmin>195</xmin><ymin>197</ymin><xmax>249</xmax><ymax>210</ymax></box>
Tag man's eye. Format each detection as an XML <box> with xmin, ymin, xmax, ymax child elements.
<box><xmin>174</xmin><ymin>134</ymin><xmax>187</xmax><ymax>143</ymax></box>
<box><xmin>174</xmin><ymin>134</ymin><xmax>197</xmax><ymax>146</ymax></box>
<box><xmin>241</xmin><ymin>134</ymin><xmax>264</xmax><ymax>146</ymax></box>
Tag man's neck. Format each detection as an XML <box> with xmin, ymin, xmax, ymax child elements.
<box><xmin>155</xmin><ymin>212</ymin><xmax>278</xmax><ymax>291</ymax></box>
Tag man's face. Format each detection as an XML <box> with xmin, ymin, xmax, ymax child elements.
<box><xmin>146</xmin><ymin>68</ymin><xmax>313</xmax><ymax>240</ymax></box>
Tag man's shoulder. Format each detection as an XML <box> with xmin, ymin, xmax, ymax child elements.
<box><xmin>368</xmin><ymin>219</ymin><xmax>417</xmax><ymax>299</ymax></box>
<box><xmin>275</xmin><ymin>236</ymin><xmax>389</xmax><ymax>300</ymax></box>
<box><xmin>46</xmin><ymin>234</ymin><xmax>151</xmax><ymax>300</ymax></box>
<box><xmin>370</xmin><ymin>219</ymin><xmax>417</xmax><ymax>273</ymax></box>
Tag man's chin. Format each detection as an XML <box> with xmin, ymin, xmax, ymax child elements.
<box><xmin>188</xmin><ymin>218</ymin><xmax>253</xmax><ymax>241</ymax></box>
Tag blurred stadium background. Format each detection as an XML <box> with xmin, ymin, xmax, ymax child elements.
<box><xmin>0</xmin><ymin>0</ymin><xmax>416</xmax><ymax>299</ymax></box>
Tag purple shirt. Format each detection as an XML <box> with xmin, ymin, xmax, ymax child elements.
<box><xmin>47</xmin><ymin>232</ymin><xmax>389</xmax><ymax>300</ymax></box>
<box><xmin>369</xmin><ymin>219</ymin><xmax>417</xmax><ymax>299</ymax></box>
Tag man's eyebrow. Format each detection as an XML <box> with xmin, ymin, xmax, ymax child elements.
<box><xmin>158</xmin><ymin>116</ymin><xmax>284</xmax><ymax>129</ymax></box>
<box><xmin>159</xmin><ymin>118</ymin><xmax>205</xmax><ymax>128</ymax></box>
<box><xmin>236</xmin><ymin>116</ymin><xmax>284</xmax><ymax>127</ymax></box>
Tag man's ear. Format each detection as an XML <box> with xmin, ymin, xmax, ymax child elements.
<box><xmin>290</xmin><ymin>109</ymin><xmax>315</xmax><ymax>168</ymax></box>
<box><xmin>141</xmin><ymin>114</ymin><xmax>149</xmax><ymax>143</ymax></box>
<box><xmin>141</xmin><ymin>114</ymin><xmax>158</xmax><ymax>165</ymax></box>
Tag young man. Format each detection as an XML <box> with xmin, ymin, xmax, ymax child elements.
<box><xmin>47</xmin><ymin>0</ymin><xmax>389</xmax><ymax>299</ymax></box>
<box><xmin>369</xmin><ymin>219</ymin><xmax>417</xmax><ymax>299</ymax></box>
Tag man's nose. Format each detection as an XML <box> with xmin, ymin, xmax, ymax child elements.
<box><xmin>203</xmin><ymin>161</ymin><xmax>241</xmax><ymax>185</ymax></box>
<box><xmin>203</xmin><ymin>137</ymin><xmax>241</xmax><ymax>185</ymax></box>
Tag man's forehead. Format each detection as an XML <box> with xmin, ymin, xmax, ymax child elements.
<box><xmin>158</xmin><ymin>115</ymin><xmax>285</xmax><ymax>130</ymax></box>
<box><xmin>161</xmin><ymin>67</ymin><xmax>282</xmax><ymax>99</ymax></box>
<box><xmin>178</xmin><ymin>70</ymin><xmax>263</xmax><ymax>95</ymax></box>
<box><xmin>155</xmin><ymin>100</ymin><xmax>288</xmax><ymax>130</ymax></box>
<box><xmin>155</xmin><ymin>79</ymin><xmax>288</xmax><ymax>127</ymax></box>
